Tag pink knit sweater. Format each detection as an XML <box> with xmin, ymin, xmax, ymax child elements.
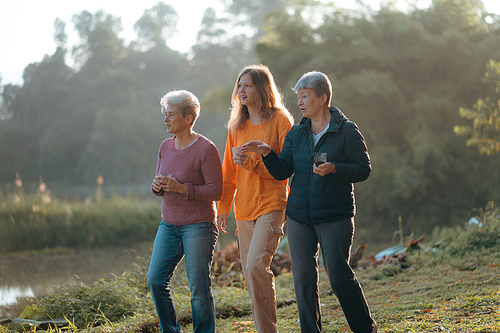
<box><xmin>152</xmin><ymin>134</ymin><xmax>223</xmax><ymax>225</ymax></box>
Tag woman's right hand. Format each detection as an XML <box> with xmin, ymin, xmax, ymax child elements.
<box><xmin>241</xmin><ymin>140</ymin><xmax>272</xmax><ymax>156</ymax></box>
<box><xmin>217</xmin><ymin>214</ymin><xmax>228</xmax><ymax>234</ymax></box>
<box><xmin>152</xmin><ymin>175</ymin><xmax>164</xmax><ymax>193</ymax></box>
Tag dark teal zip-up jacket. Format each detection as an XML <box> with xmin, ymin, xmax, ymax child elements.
<box><xmin>262</xmin><ymin>106</ymin><xmax>371</xmax><ymax>224</ymax></box>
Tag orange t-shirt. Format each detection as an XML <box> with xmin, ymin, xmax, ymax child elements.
<box><xmin>217</xmin><ymin>110</ymin><xmax>293</xmax><ymax>221</ymax></box>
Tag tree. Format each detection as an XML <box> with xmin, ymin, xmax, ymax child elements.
<box><xmin>184</xmin><ymin>7</ymin><xmax>246</xmax><ymax>96</ymax></box>
<box><xmin>186</xmin><ymin>0</ymin><xmax>293</xmax><ymax>95</ymax></box>
<box><xmin>76</xmin><ymin>92</ymin><xmax>164</xmax><ymax>183</ymax></box>
<box><xmin>53</xmin><ymin>18</ymin><xmax>68</xmax><ymax>49</ymax></box>
<box><xmin>0</xmin><ymin>45</ymin><xmax>74</xmax><ymax>180</ymax></box>
<box><xmin>454</xmin><ymin>59</ymin><xmax>500</xmax><ymax>155</ymax></box>
<box><xmin>255</xmin><ymin>0</ymin><xmax>500</xmax><ymax>238</ymax></box>
<box><xmin>133</xmin><ymin>2</ymin><xmax>179</xmax><ymax>50</ymax></box>
<box><xmin>0</xmin><ymin>74</ymin><xmax>12</xmax><ymax>120</ymax></box>
<box><xmin>2</xmin><ymin>0</ymin><xmax>500</xmax><ymax>237</ymax></box>
<box><xmin>222</xmin><ymin>0</ymin><xmax>291</xmax><ymax>35</ymax></box>
<box><xmin>71</xmin><ymin>10</ymin><xmax>124</xmax><ymax>72</ymax></box>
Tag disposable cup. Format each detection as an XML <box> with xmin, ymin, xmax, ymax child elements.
<box><xmin>232</xmin><ymin>147</ymin><xmax>241</xmax><ymax>157</ymax></box>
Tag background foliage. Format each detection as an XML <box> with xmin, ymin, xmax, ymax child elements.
<box><xmin>0</xmin><ymin>176</ymin><xmax>161</xmax><ymax>253</ymax></box>
<box><xmin>1</xmin><ymin>0</ymin><xmax>500</xmax><ymax>243</ymax></box>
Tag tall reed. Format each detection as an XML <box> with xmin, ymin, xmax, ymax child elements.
<box><xmin>0</xmin><ymin>174</ymin><xmax>161</xmax><ymax>253</ymax></box>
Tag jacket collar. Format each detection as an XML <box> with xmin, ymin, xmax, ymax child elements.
<box><xmin>299</xmin><ymin>105</ymin><xmax>347</xmax><ymax>133</ymax></box>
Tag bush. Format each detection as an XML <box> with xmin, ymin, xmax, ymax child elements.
<box><xmin>20</xmin><ymin>279</ymin><xmax>154</xmax><ymax>329</ymax></box>
<box><xmin>444</xmin><ymin>201</ymin><xmax>500</xmax><ymax>256</ymax></box>
<box><xmin>0</xmin><ymin>195</ymin><xmax>161</xmax><ymax>253</ymax></box>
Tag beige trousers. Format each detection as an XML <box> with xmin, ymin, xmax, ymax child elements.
<box><xmin>236</xmin><ymin>210</ymin><xmax>286</xmax><ymax>333</ymax></box>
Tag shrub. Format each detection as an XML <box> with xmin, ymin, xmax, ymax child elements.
<box><xmin>120</xmin><ymin>254</ymin><xmax>151</xmax><ymax>292</ymax></box>
<box><xmin>20</xmin><ymin>279</ymin><xmax>154</xmax><ymax>329</ymax></box>
<box><xmin>445</xmin><ymin>201</ymin><xmax>500</xmax><ymax>256</ymax></box>
<box><xmin>0</xmin><ymin>195</ymin><xmax>161</xmax><ymax>253</ymax></box>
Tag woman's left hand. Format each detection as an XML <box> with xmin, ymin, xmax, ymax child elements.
<box><xmin>152</xmin><ymin>176</ymin><xmax>164</xmax><ymax>193</ymax></box>
<box><xmin>163</xmin><ymin>176</ymin><xmax>187</xmax><ymax>195</ymax></box>
<box><xmin>313</xmin><ymin>162</ymin><xmax>336</xmax><ymax>176</ymax></box>
<box><xmin>233</xmin><ymin>152</ymin><xmax>248</xmax><ymax>165</ymax></box>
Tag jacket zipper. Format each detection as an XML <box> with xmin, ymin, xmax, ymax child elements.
<box><xmin>308</xmin><ymin>129</ymin><xmax>315</xmax><ymax>223</ymax></box>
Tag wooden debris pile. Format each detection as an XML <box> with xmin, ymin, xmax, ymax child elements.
<box><xmin>353</xmin><ymin>234</ymin><xmax>427</xmax><ymax>270</ymax></box>
<box><xmin>212</xmin><ymin>241</ymin><xmax>291</xmax><ymax>279</ymax></box>
<box><xmin>212</xmin><ymin>234</ymin><xmax>427</xmax><ymax>280</ymax></box>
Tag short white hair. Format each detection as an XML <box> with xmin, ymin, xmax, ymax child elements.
<box><xmin>160</xmin><ymin>90</ymin><xmax>200</xmax><ymax>124</ymax></box>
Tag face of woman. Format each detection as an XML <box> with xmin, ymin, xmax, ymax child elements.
<box><xmin>164</xmin><ymin>104</ymin><xmax>190</xmax><ymax>134</ymax></box>
<box><xmin>296</xmin><ymin>88</ymin><xmax>325</xmax><ymax>119</ymax></box>
<box><xmin>238</xmin><ymin>73</ymin><xmax>257</xmax><ymax>108</ymax></box>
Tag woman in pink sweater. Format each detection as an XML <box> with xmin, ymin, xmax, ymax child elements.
<box><xmin>148</xmin><ymin>90</ymin><xmax>223</xmax><ymax>333</ymax></box>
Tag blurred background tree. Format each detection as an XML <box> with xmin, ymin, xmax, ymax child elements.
<box><xmin>1</xmin><ymin>0</ymin><xmax>500</xmax><ymax>243</ymax></box>
<box><xmin>454</xmin><ymin>59</ymin><xmax>500</xmax><ymax>155</ymax></box>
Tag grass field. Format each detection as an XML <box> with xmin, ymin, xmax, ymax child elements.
<box><xmin>1</xmin><ymin>199</ymin><xmax>499</xmax><ymax>332</ymax></box>
<box><xmin>178</xmin><ymin>249</ymin><xmax>500</xmax><ymax>332</ymax></box>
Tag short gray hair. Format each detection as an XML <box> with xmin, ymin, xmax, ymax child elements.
<box><xmin>160</xmin><ymin>90</ymin><xmax>200</xmax><ymax>124</ymax></box>
<box><xmin>293</xmin><ymin>71</ymin><xmax>332</xmax><ymax>105</ymax></box>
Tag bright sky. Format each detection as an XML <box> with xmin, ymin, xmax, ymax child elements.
<box><xmin>1</xmin><ymin>0</ymin><xmax>499</xmax><ymax>86</ymax></box>
<box><xmin>0</xmin><ymin>0</ymin><xmax>223</xmax><ymax>86</ymax></box>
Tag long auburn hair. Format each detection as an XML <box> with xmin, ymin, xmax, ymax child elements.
<box><xmin>228</xmin><ymin>64</ymin><xmax>293</xmax><ymax>132</ymax></box>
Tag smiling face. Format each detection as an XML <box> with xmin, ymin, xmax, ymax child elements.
<box><xmin>296</xmin><ymin>88</ymin><xmax>326</xmax><ymax>119</ymax></box>
<box><xmin>238</xmin><ymin>73</ymin><xmax>258</xmax><ymax>108</ymax></box>
<box><xmin>164</xmin><ymin>104</ymin><xmax>191</xmax><ymax>134</ymax></box>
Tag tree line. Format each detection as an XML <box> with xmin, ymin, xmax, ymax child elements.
<box><xmin>1</xmin><ymin>0</ymin><xmax>500</xmax><ymax>241</ymax></box>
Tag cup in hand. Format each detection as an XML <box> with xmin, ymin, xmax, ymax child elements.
<box><xmin>157</xmin><ymin>173</ymin><xmax>172</xmax><ymax>184</ymax></box>
<box><xmin>232</xmin><ymin>146</ymin><xmax>241</xmax><ymax>156</ymax></box>
<box><xmin>314</xmin><ymin>152</ymin><xmax>327</xmax><ymax>166</ymax></box>
<box><xmin>232</xmin><ymin>147</ymin><xmax>242</xmax><ymax>165</ymax></box>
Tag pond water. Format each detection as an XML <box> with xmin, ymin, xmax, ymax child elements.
<box><xmin>0</xmin><ymin>245</ymin><xmax>152</xmax><ymax>310</ymax></box>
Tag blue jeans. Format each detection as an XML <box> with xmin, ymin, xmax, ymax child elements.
<box><xmin>147</xmin><ymin>221</ymin><xmax>218</xmax><ymax>333</ymax></box>
<box><xmin>287</xmin><ymin>217</ymin><xmax>376</xmax><ymax>333</ymax></box>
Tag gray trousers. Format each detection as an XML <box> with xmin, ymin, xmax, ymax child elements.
<box><xmin>287</xmin><ymin>217</ymin><xmax>376</xmax><ymax>333</ymax></box>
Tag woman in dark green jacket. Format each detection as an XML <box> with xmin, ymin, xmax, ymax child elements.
<box><xmin>241</xmin><ymin>71</ymin><xmax>377</xmax><ymax>333</ymax></box>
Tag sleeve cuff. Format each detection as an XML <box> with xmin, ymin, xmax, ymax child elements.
<box><xmin>184</xmin><ymin>183</ymin><xmax>194</xmax><ymax>199</ymax></box>
<box><xmin>333</xmin><ymin>163</ymin><xmax>344</xmax><ymax>179</ymax></box>
<box><xmin>152</xmin><ymin>187</ymin><xmax>164</xmax><ymax>196</ymax></box>
<box><xmin>262</xmin><ymin>150</ymin><xmax>278</xmax><ymax>166</ymax></box>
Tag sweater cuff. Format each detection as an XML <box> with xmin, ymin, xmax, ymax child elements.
<box><xmin>262</xmin><ymin>150</ymin><xmax>278</xmax><ymax>167</ymax></box>
<box><xmin>152</xmin><ymin>186</ymin><xmax>164</xmax><ymax>196</ymax></box>
<box><xmin>241</xmin><ymin>155</ymin><xmax>251</xmax><ymax>170</ymax></box>
<box><xmin>184</xmin><ymin>183</ymin><xmax>194</xmax><ymax>200</ymax></box>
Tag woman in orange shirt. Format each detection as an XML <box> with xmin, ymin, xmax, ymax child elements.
<box><xmin>217</xmin><ymin>64</ymin><xmax>294</xmax><ymax>333</ymax></box>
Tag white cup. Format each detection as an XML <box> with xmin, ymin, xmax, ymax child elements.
<box><xmin>232</xmin><ymin>146</ymin><xmax>241</xmax><ymax>156</ymax></box>
<box><xmin>232</xmin><ymin>147</ymin><xmax>242</xmax><ymax>165</ymax></box>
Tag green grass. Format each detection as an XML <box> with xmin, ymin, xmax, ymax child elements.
<box><xmin>6</xmin><ymin>237</ymin><xmax>499</xmax><ymax>332</ymax></box>
<box><xmin>2</xmin><ymin>192</ymin><xmax>500</xmax><ymax>332</ymax></box>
